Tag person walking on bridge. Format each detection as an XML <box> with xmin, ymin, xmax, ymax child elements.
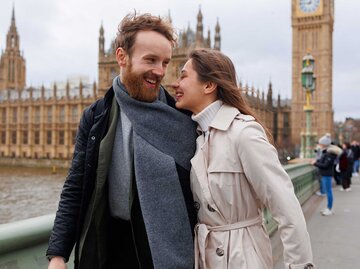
<box><xmin>312</xmin><ymin>135</ymin><xmax>342</xmax><ymax>216</ymax></box>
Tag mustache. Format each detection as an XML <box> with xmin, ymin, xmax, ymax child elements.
<box><xmin>144</xmin><ymin>71</ymin><xmax>162</xmax><ymax>83</ymax></box>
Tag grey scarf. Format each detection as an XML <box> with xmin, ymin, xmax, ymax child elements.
<box><xmin>112</xmin><ymin>77</ymin><xmax>197</xmax><ymax>269</ymax></box>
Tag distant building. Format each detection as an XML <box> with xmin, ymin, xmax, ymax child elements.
<box><xmin>0</xmin><ymin>8</ymin><xmax>96</xmax><ymax>159</ymax></box>
<box><xmin>334</xmin><ymin>118</ymin><xmax>360</xmax><ymax>145</ymax></box>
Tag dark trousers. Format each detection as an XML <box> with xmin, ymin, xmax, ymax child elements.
<box><xmin>341</xmin><ymin>171</ymin><xmax>351</xmax><ymax>189</ymax></box>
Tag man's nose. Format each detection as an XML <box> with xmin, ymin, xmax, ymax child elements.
<box><xmin>152</xmin><ymin>65</ymin><xmax>165</xmax><ymax>77</ymax></box>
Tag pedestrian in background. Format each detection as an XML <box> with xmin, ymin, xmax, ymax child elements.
<box><xmin>312</xmin><ymin>135</ymin><xmax>342</xmax><ymax>216</ymax></box>
<box><xmin>333</xmin><ymin>144</ymin><xmax>342</xmax><ymax>186</ymax></box>
<box><xmin>314</xmin><ymin>144</ymin><xmax>327</xmax><ymax>196</ymax></box>
<box><xmin>339</xmin><ymin>142</ymin><xmax>354</xmax><ymax>191</ymax></box>
<box><xmin>351</xmin><ymin>140</ymin><xmax>360</xmax><ymax>176</ymax></box>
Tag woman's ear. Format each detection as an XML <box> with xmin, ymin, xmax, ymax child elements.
<box><xmin>204</xmin><ymin>81</ymin><xmax>218</xmax><ymax>95</ymax></box>
<box><xmin>116</xmin><ymin>48</ymin><xmax>127</xmax><ymax>67</ymax></box>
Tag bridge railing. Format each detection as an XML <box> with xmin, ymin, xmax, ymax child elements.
<box><xmin>0</xmin><ymin>163</ymin><xmax>318</xmax><ymax>269</ymax></box>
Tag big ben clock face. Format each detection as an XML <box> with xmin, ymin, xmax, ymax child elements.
<box><xmin>299</xmin><ymin>0</ymin><xmax>320</xmax><ymax>13</ymax></box>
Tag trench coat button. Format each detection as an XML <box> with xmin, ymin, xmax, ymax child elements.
<box><xmin>91</xmin><ymin>136</ymin><xmax>96</xmax><ymax>140</ymax></box>
<box><xmin>216</xmin><ymin>247</ymin><xmax>224</xmax><ymax>256</ymax></box>
<box><xmin>207</xmin><ymin>204</ymin><xmax>215</xmax><ymax>212</ymax></box>
<box><xmin>194</xmin><ymin>201</ymin><xmax>200</xmax><ymax>212</ymax></box>
<box><xmin>303</xmin><ymin>264</ymin><xmax>314</xmax><ymax>269</ymax></box>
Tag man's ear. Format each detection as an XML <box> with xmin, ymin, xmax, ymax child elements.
<box><xmin>204</xmin><ymin>81</ymin><xmax>217</xmax><ymax>95</ymax></box>
<box><xmin>116</xmin><ymin>48</ymin><xmax>127</xmax><ymax>67</ymax></box>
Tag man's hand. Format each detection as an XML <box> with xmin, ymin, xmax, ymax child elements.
<box><xmin>48</xmin><ymin>256</ymin><xmax>67</xmax><ymax>269</ymax></box>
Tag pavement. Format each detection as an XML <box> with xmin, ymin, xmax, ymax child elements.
<box><xmin>273</xmin><ymin>174</ymin><xmax>360</xmax><ymax>269</ymax></box>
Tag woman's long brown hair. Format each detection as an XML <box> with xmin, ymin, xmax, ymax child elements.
<box><xmin>189</xmin><ymin>48</ymin><xmax>273</xmax><ymax>143</ymax></box>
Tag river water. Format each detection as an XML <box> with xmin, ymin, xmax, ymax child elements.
<box><xmin>0</xmin><ymin>165</ymin><xmax>67</xmax><ymax>224</ymax></box>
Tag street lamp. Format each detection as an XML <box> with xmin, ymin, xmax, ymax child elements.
<box><xmin>301</xmin><ymin>51</ymin><xmax>316</xmax><ymax>158</ymax></box>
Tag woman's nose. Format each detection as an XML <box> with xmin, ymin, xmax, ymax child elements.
<box><xmin>170</xmin><ymin>80</ymin><xmax>179</xmax><ymax>89</ymax></box>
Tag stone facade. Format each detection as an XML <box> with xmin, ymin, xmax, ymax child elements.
<box><xmin>334</xmin><ymin>118</ymin><xmax>360</xmax><ymax>145</ymax></box>
<box><xmin>291</xmin><ymin>0</ymin><xmax>334</xmax><ymax>146</ymax></box>
<box><xmin>0</xmin><ymin>82</ymin><xmax>97</xmax><ymax>159</ymax></box>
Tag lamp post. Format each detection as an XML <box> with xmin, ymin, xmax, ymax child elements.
<box><xmin>301</xmin><ymin>51</ymin><xmax>316</xmax><ymax>158</ymax></box>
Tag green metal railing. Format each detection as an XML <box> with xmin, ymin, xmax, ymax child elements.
<box><xmin>0</xmin><ymin>163</ymin><xmax>317</xmax><ymax>269</ymax></box>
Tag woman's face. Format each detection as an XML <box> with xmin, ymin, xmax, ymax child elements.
<box><xmin>171</xmin><ymin>59</ymin><xmax>209</xmax><ymax>114</ymax></box>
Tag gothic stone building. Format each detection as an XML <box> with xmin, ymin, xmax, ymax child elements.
<box><xmin>0</xmin><ymin>8</ymin><xmax>291</xmax><ymax>161</ymax></box>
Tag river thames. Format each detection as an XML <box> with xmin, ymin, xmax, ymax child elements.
<box><xmin>0</xmin><ymin>165</ymin><xmax>67</xmax><ymax>224</ymax></box>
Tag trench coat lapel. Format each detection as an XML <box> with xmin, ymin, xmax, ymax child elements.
<box><xmin>191</xmin><ymin>134</ymin><xmax>221</xmax><ymax>216</ymax></box>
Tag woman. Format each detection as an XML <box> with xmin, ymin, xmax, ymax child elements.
<box><xmin>171</xmin><ymin>49</ymin><xmax>314</xmax><ymax>269</ymax></box>
<box><xmin>339</xmin><ymin>142</ymin><xmax>354</xmax><ymax>191</ymax></box>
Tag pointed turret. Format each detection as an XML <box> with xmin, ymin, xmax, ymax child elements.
<box><xmin>167</xmin><ymin>10</ymin><xmax>172</xmax><ymax>25</ymax></box>
<box><xmin>11</xmin><ymin>5</ymin><xmax>15</xmax><ymax>24</ymax></box>
<box><xmin>206</xmin><ymin>28</ymin><xmax>211</xmax><ymax>48</ymax></box>
<box><xmin>214</xmin><ymin>18</ymin><xmax>221</xmax><ymax>50</ymax></box>
<box><xmin>6</xmin><ymin>6</ymin><xmax>20</xmax><ymax>50</ymax></box>
<box><xmin>93</xmin><ymin>80</ymin><xmax>97</xmax><ymax>98</ymax></box>
<box><xmin>267</xmin><ymin>81</ymin><xmax>273</xmax><ymax>108</ymax></box>
<box><xmin>182</xmin><ymin>28</ymin><xmax>188</xmax><ymax>48</ymax></box>
<box><xmin>0</xmin><ymin>7</ymin><xmax>26</xmax><ymax>90</ymax></box>
<box><xmin>53</xmin><ymin>82</ymin><xmax>57</xmax><ymax>99</ymax></box>
<box><xmin>99</xmin><ymin>22</ymin><xmax>105</xmax><ymax>57</ymax></box>
<box><xmin>41</xmin><ymin>85</ymin><xmax>45</xmax><ymax>99</ymax></box>
<box><xmin>66</xmin><ymin>80</ymin><xmax>70</xmax><ymax>98</ymax></box>
<box><xmin>196</xmin><ymin>6</ymin><xmax>204</xmax><ymax>46</ymax></box>
<box><xmin>79</xmin><ymin>80</ymin><xmax>83</xmax><ymax>98</ymax></box>
<box><xmin>277</xmin><ymin>93</ymin><xmax>281</xmax><ymax>108</ymax></box>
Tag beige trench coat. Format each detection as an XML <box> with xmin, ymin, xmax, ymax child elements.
<box><xmin>191</xmin><ymin>104</ymin><xmax>314</xmax><ymax>269</ymax></box>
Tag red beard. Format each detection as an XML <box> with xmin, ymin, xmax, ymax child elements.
<box><xmin>122</xmin><ymin>63</ymin><xmax>162</xmax><ymax>102</ymax></box>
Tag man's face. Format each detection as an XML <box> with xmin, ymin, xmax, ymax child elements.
<box><xmin>117</xmin><ymin>30</ymin><xmax>172</xmax><ymax>102</ymax></box>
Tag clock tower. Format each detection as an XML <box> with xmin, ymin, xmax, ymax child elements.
<box><xmin>291</xmin><ymin>0</ymin><xmax>334</xmax><ymax>146</ymax></box>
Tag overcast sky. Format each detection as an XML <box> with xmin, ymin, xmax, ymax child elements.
<box><xmin>0</xmin><ymin>0</ymin><xmax>359</xmax><ymax>121</ymax></box>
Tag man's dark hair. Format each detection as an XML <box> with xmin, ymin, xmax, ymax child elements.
<box><xmin>115</xmin><ymin>12</ymin><xmax>176</xmax><ymax>56</ymax></box>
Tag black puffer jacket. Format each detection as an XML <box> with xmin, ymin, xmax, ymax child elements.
<box><xmin>314</xmin><ymin>145</ymin><xmax>342</xmax><ymax>176</ymax></box>
<box><xmin>46</xmin><ymin>87</ymin><xmax>197</xmax><ymax>268</ymax></box>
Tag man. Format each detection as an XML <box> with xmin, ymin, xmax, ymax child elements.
<box><xmin>47</xmin><ymin>13</ymin><xmax>197</xmax><ymax>269</ymax></box>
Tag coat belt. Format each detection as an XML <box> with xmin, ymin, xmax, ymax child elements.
<box><xmin>194</xmin><ymin>215</ymin><xmax>263</xmax><ymax>269</ymax></box>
